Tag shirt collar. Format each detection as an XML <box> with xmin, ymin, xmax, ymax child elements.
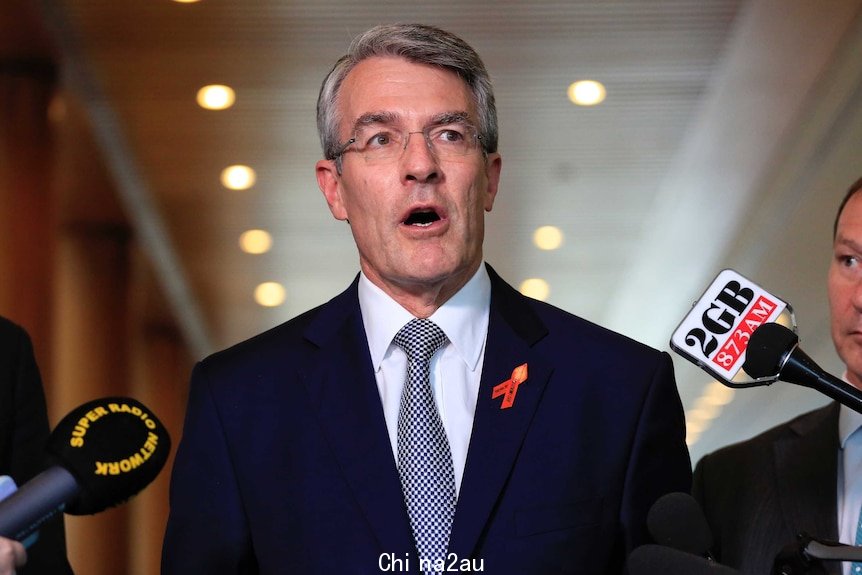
<box><xmin>358</xmin><ymin>264</ymin><xmax>491</xmax><ymax>372</ymax></box>
<box><xmin>838</xmin><ymin>371</ymin><xmax>862</xmax><ymax>448</ymax></box>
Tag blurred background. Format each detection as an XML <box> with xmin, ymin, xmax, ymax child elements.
<box><xmin>2</xmin><ymin>0</ymin><xmax>861</xmax><ymax>572</ymax></box>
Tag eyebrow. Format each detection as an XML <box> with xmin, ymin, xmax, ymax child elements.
<box><xmin>835</xmin><ymin>236</ymin><xmax>862</xmax><ymax>254</ymax></box>
<box><xmin>350</xmin><ymin>110</ymin><xmax>474</xmax><ymax>132</ymax></box>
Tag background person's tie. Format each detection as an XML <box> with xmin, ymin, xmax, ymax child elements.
<box><xmin>394</xmin><ymin>319</ymin><xmax>456</xmax><ymax>574</ymax></box>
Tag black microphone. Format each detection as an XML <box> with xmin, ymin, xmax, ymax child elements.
<box><xmin>628</xmin><ymin>545</ymin><xmax>740</xmax><ymax>575</ymax></box>
<box><xmin>0</xmin><ymin>397</ymin><xmax>171</xmax><ymax>541</ymax></box>
<box><xmin>647</xmin><ymin>492</ymin><xmax>714</xmax><ymax>558</ymax></box>
<box><xmin>773</xmin><ymin>531</ymin><xmax>862</xmax><ymax>575</ymax></box>
<box><xmin>743</xmin><ymin>322</ymin><xmax>862</xmax><ymax>413</ymax></box>
<box><xmin>804</xmin><ymin>537</ymin><xmax>862</xmax><ymax>561</ymax></box>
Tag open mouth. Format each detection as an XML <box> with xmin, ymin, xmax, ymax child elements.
<box><xmin>403</xmin><ymin>209</ymin><xmax>441</xmax><ymax>227</ymax></box>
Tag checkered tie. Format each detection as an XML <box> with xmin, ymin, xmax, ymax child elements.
<box><xmin>394</xmin><ymin>319</ymin><xmax>455</xmax><ymax>574</ymax></box>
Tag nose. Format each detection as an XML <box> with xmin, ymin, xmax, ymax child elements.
<box><xmin>851</xmin><ymin>278</ymin><xmax>862</xmax><ymax>311</ymax></box>
<box><xmin>401</xmin><ymin>131</ymin><xmax>439</xmax><ymax>184</ymax></box>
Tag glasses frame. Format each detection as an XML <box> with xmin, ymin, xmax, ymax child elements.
<box><xmin>330</xmin><ymin>124</ymin><xmax>486</xmax><ymax>167</ymax></box>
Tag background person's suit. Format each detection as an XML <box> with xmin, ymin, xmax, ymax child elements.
<box><xmin>0</xmin><ymin>316</ymin><xmax>73</xmax><ymax>574</ymax></box>
<box><xmin>693</xmin><ymin>402</ymin><xmax>839</xmax><ymax>575</ymax></box>
<box><xmin>162</xmin><ymin>266</ymin><xmax>691</xmax><ymax>574</ymax></box>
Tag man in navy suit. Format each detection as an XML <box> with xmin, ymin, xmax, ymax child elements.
<box><xmin>162</xmin><ymin>23</ymin><xmax>691</xmax><ymax>574</ymax></box>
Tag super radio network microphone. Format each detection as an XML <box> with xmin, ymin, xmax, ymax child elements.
<box><xmin>0</xmin><ymin>397</ymin><xmax>170</xmax><ymax>541</ymax></box>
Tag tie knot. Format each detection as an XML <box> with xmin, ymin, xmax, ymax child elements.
<box><xmin>393</xmin><ymin>319</ymin><xmax>448</xmax><ymax>362</ymax></box>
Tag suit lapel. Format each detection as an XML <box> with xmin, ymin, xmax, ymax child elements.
<box><xmin>774</xmin><ymin>403</ymin><xmax>840</xmax><ymax>544</ymax></box>
<box><xmin>299</xmin><ymin>280</ymin><xmax>416</xmax><ymax>563</ymax></box>
<box><xmin>448</xmin><ymin>266</ymin><xmax>552</xmax><ymax>560</ymax></box>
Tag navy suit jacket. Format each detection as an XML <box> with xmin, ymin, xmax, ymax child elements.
<box><xmin>162</xmin><ymin>266</ymin><xmax>691</xmax><ymax>574</ymax></box>
<box><xmin>0</xmin><ymin>317</ymin><xmax>73</xmax><ymax>574</ymax></box>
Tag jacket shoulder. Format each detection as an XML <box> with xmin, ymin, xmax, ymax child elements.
<box><xmin>198</xmin><ymin>279</ymin><xmax>360</xmax><ymax>375</ymax></box>
<box><xmin>697</xmin><ymin>402</ymin><xmax>837</xmax><ymax>465</ymax></box>
<box><xmin>488</xmin><ymin>264</ymin><xmax>665</xmax><ymax>364</ymax></box>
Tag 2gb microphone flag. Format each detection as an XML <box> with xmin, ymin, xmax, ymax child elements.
<box><xmin>670</xmin><ymin>269</ymin><xmax>795</xmax><ymax>387</ymax></box>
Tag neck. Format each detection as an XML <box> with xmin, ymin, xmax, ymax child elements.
<box><xmin>362</xmin><ymin>263</ymin><xmax>480</xmax><ymax>318</ymax></box>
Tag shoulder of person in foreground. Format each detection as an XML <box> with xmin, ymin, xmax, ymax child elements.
<box><xmin>0</xmin><ymin>317</ymin><xmax>74</xmax><ymax>574</ymax></box>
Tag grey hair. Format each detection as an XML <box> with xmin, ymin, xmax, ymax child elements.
<box><xmin>317</xmin><ymin>23</ymin><xmax>498</xmax><ymax>164</ymax></box>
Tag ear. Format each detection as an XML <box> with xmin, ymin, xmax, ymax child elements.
<box><xmin>316</xmin><ymin>159</ymin><xmax>348</xmax><ymax>221</ymax></box>
<box><xmin>483</xmin><ymin>153</ymin><xmax>502</xmax><ymax>212</ymax></box>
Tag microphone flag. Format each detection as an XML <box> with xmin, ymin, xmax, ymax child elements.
<box><xmin>670</xmin><ymin>269</ymin><xmax>794</xmax><ymax>387</ymax></box>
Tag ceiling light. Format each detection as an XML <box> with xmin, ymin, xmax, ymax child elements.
<box><xmin>686</xmin><ymin>406</ymin><xmax>718</xmax><ymax>422</ymax></box>
<box><xmin>703</xmin><ymin>380</ymin><xmax>735</xmax><ymax>405</ymax></box>
<box><xmin>239</xmin><ymin>229</ymin><xmax>273</xmax><ymax>254</ymax></box>
<box><xmin>567</xmin><ymin>80</ymin><xmax>606</xmax><ymax>106</ymax></box>
<box><xmin>684</xmin><ymin>380</ymin><xmax>736</xmax><ymax>447</ymax></box>
<box><xmin>692</xmin><ymin>398</ymin><xmax>721</xmax><ymax>420</ymax></box>
<box><xmin>47</xmin><ymin>95</ymin><xmax>67</xmax><ymax>124</ymax></box>
<box><xmin>685</xmin><ymin>429</ymin><xmax>702</xmax><ymax>446</ymax></box>
<box><xmin>254</xmin><ymin>282</ymin><xmax>286</xmax><ymax>307</ymax></box>
<box><xmin>533</xmin><ymin>226</ymin><xmax>564</xmax><ymax>250</ymax></box>
<box><xmin>197</xmin><ymin>84</ymin><xmax>235</xmax><ymax>110</ymax></box>
<box><xmin>685</xmin><ymin>419</ymin><xmax>705</xmax><ymax>434</ymax></box>
<box><xmin>519</xmin><ymin>278</ymin><xmax>550</xmax><ymax>301</ymax></box>
<box><xmin>220</xmin><ymin>165</ymin><xmax>256</xmax><ymax>190</ymax></box>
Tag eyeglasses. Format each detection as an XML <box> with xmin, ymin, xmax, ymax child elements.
<box><xmin>332</xmin><ymin>123</ymin><xmax>484</xmax><ymax>164</ymax></box>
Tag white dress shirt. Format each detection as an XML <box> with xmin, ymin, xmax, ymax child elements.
<box><xmin>357</xmin><ymin>265</ymin><xmax>491</xmax><ymax>496</ymax></box>
<box><xmin>838</xmin><ymin>400</ymin><xmax>862</xmax><ymax>575</ymax></box>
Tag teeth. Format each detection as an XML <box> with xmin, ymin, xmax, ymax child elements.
<box><xmin>405</xmin><ymin>210</ymin><xmax>440</xmax><ymax>226</ymax></box>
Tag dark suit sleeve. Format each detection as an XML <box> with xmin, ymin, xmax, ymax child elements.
<box><xmin>620</xmin><ymin>352</ymin><xmax>692</xmax><ymax>552</ymax></box>
<box><xmin>162</xmin><ymin>361</ymin><xmax>258</xmax><ymax>574</ymax></box>
<box><xmin>691</xmin><ymin>454</ymin><xmax>717</xmax><ymax>552</ymax></box>
<box><xmin>0</xmin><ymin>319</ymin><xmax>73</xmax><ymax>574</ymax></box>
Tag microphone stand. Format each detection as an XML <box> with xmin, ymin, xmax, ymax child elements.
<box><xmin>773</xmin><ymin>532</ymin><xmax>862</xmax><ymax>575</ymax></box>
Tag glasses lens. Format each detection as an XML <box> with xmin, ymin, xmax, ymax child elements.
<box><xmin>351</xmin><ymin>124</ymin><xmax>479</xmax><ymax>162</ymax></box>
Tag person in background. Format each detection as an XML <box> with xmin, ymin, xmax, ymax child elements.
<box><xmin>693</xmin><ymin>176</ymin><xmax>862</xmax><ymax>575</ymax></box>
<box><xmin>163</xmin><ymin>23</ymin><xmax>691</xmax><ymax>574</ymax></box>
<box><xmin>0</xmin><ymin>316</ymin><xmax>73</xmax><ymax>574</ymax></box>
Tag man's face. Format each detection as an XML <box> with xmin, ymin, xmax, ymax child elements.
<box><xmin>316</xmin><ymin>56</ymin><xmax>501</xmax><ymax>303</ymax></box>
<box><xmin>829</xmin><ymin>192</ymin><xmax>862</xmax><ymax>389</ymax></box>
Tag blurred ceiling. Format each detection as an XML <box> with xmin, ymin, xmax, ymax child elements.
<box><xmin>12</xmin><ymin>0</ymin><xmax>862</xmax><ymax>460</ymax></box>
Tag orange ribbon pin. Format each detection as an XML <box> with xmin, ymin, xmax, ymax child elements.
<box><xmin>492</xmin><ymin>363</ymin><xmax>528</xmax><ymax>409</ymax></box>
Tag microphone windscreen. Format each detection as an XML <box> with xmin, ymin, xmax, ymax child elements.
<box><xmin>628</xmin><ymin>545</ymin><xmax>740</xmax><ymax>575</ymax></box>
<box><xmin>46</xmin><ymin>397</ymin><xmax>171</xmax><ymax>514</ymax></box>
<box><xmin>742</xmin><ymin>322</ymin><xmax>798</xmax><ymax>378</ymax></box>
<box><xmin>647</xmin><ymin>492</ymin><xmax>713</xmax><ymax>555</ymax></box>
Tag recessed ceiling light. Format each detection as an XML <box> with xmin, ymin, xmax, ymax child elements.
<box><xmin>685</xmin><ymin>419</ymin><xmax>705</xmax><ymax>434</ymax></box>
<box><xmin>197</xmin><ymin>84</ymin><xmax>235</xmax><ymax>110</ymax></box>
<box><xmin>702</xmin><ymin>381</ymin><xmax>735</xmax><ymax>406</ymax></box>
<box><xmin>47</xmin><ymin>94</ymin><xmax>67</xmax><ymax>124</ymax></box>
<box><xmin>220</xmin><ymin>165</ymin><xmax>256</xmax><ymax>190</ymax></box>
<box><xmin>173</xmin><ymin>0</ymin><xmax>202</xmax><ymax>3</ymax></box>
<box><xmin>533</xmin><ymin>226</ymin><xmax>564</xmax><ymax>250</ymax></box>
<box><xmin>685</xmin><ymin>431</ymin><xmax>701</xmax><ymax>446</ymax></box>
<box><xmin>239</xmin><ymin>229</ymin><xmax>273</xmax><ymax>254</ymax></box>
<box><xmin>567</xmin><ymin>80</ymin><xmax>606</xmax><ymax>106</ymax></box>
<box><xmin>519</xmin><ymin>278</ymin><xmax>550</xmax><ymax>301</ymax></box>
<box><xmin>254</xmin><ymin>282</ymin><xmax>286</xmax><ymax>307</ymax></box>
